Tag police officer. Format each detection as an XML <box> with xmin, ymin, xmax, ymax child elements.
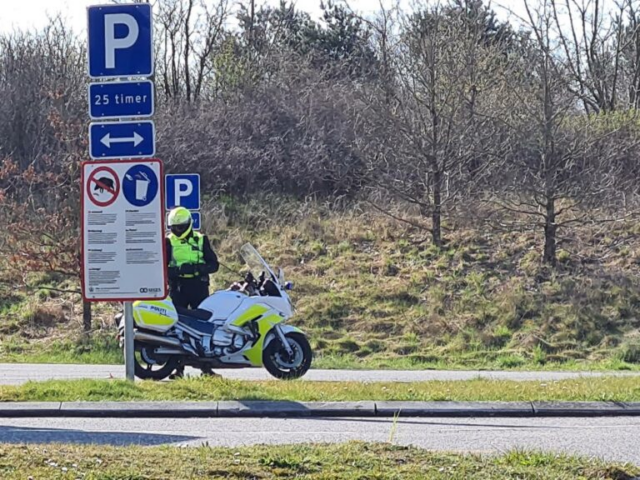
<box><xmin>166</xmin><ymin>207</ymin><xmax>219</xmax><ymax>309</ymax></box>
<box><xmin>166</xmin><ymin>207</ymin><xmax>220</xmax><ymax>379</ymax></box>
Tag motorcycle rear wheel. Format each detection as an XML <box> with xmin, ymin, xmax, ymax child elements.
<box><xmin>263</xmin><ymin>332</ymin><xmax>312</xmax><ymax>380</ymax></box>
<box><xmin>134</xmin><ymin>343</ymin><xmax>179</xmax><ymax>381</ymax></box>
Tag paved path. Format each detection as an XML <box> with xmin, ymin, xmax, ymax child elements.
<box><xmin>0</xmin><ymin>416</ymin><xmax>638</xmax><ymax>465</ymax></box>
<box><xmin>1</xmin><ymin>363</ymin><xmax>638</xmax><ymax>385</ymax></box>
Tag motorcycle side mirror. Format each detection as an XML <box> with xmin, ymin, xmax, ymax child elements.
<box><xmin>278</xmin><ymin>267</ymin><xmax>285</xmax><ymax>285</ymax></box>
<box><xmin>284</xmin><ymin>281</ymin><xmax>294</xmax><ymax>291</ymax></box>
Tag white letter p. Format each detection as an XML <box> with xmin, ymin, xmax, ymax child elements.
<box><xmin>104</xmin><ymin>13</ymin><xmax>139</xmax><ymax>69</ymax></box>
<box><xmin>175</xmin><ymin>179</ymin><xmax>193</xmax><ymax>207</ymax></box>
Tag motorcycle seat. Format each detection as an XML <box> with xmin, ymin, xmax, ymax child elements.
<box><xmin>175</xmin><ymin>306</ymin><xmax>213</xmax><ymax>321</ymax></box>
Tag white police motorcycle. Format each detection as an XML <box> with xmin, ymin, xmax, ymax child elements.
<box><xmin>115</xmin><ymin>243</ymin><xmax>312</xmax><ymax>380</ymax></box>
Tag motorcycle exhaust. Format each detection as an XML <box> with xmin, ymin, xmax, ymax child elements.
<box><xmin>134</xmin><ymin>331</ymin><xmax>183</xmax><ymax>348</ymax></box>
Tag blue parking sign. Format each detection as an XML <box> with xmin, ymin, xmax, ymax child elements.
<box><xmin>191</xmin><ymin>212</ymin><xmax>201</xmax><ymax>230</ymax></box>
<box><xmin>87</xmin><ymin>3</ymin><xmax>153</xmax><ymax>78</ymax></box>
<box><xmin>167</xmin><ymin>211</ymin><xmax>200</xmax><ymax>231</ymax></box>
<box><xmin>165</xmin><ymin>174</ymin><xmax>200</xmax><ymax>210</ymax></box>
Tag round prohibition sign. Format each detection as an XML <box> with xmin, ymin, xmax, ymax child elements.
<box><xmin>87</xmin><ymin>166</ymin><xmax>120</xmax><ymax>207</ymax></box>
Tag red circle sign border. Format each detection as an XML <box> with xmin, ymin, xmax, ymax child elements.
<box><xmin>86</xmin><ymin>166</ymin><xmax>120</xmax><ymax>208</ymax></box>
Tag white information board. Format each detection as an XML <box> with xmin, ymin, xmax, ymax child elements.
<box><xmin>81</xmin><ymin>159</ymin><xmax>167</xmax><ymax>301</ymax></box>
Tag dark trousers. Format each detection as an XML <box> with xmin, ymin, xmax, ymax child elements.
<box><xmin>168</xmin><ymin>279</ymin><xmax>211</xmax><ymax>376</ymax></box>
<box><xmin>169</xmin><ymin>278</ymin><xmax>210</xmax><ymax>309</ymax></box>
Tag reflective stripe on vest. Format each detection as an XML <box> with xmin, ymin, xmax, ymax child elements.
<box><xmin>168</xmin><ymin>232</ymin><xmax>205</xmax><ymax>278</ymax></box>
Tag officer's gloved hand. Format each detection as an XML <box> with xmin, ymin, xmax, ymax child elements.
<box><xmin>179</xmin><ymin>264</ymin><xmax>197</xmax><ymax>275</ymax></box>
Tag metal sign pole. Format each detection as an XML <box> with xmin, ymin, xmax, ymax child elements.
<box><xmin>124</xmin><ymin>301</ymin><xmax>135</xmax><ymax>381</ymax></box>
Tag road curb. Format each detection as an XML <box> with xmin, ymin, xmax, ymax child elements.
<box><xmin>0</xmin><ymin>402</ymin><xmax>62</xmax><ymax>417</ymax></box>
<box><xmin>216</xmin><ymin>401</ymin><xmax>377</xmax><ymax>417</ymax></box>
<box><xmin>1</xmin><ymin>401</ymin><xmax>640</xmax><ymax>418</ymax></box>
<box><xmin>531</xmin><ymin>401</ymin><xmax>632</xmax><ymax>417</ymax></box>
<box><xmin>375</xmin><ymin>401</ymin><xmax>535</xmax><ymax>417</ymax></box>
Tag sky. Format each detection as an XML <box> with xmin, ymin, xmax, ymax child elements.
<box><xmin>0</xmin><ymin>0</ymin><xmax>528</xmax><ymax>35</ymax></box>
<box><xmin>0</xmin><ymin>0</ymin><xmax>373</xmax><ymax>34</ymax></box>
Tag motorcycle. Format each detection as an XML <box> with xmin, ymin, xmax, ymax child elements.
<box><xmin>114</xmin><ymin>243</ymin><xmax>312</xmax><ymax>381</ymax></box>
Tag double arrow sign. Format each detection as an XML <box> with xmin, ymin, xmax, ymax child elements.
<box><xmin>89</xmin><ymin>121</ymin><xmax>155</xmax><ymax>160</ymax></box>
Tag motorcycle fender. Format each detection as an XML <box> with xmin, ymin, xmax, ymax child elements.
<box><xmin>243</xmin><ymin>315</ymin><xmax>286</xmax><ymax>366</ymax></box>
<box><xmin>262</xmin><ymin>325</ymin><xmax>305</xmax><ymax>351</ymax></box>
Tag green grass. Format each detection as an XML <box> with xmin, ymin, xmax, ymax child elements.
<box><xmin>3</xmin><ymin>376</ymin><xmax>640</xmax><ymax>402</ymax></box>
<box><xmin>0</xmin><ymin>335</ymin><xmax>123</xmax><ymax>365</ymax></box>
<box><xmin>0</xmin><ymin>327</ymin><xmax>123</xmax><ymax>365</ymax></box>
<box><xmin>0</xmin><ymin>442</ymin><xmax>636</xmax><ymax>479</ymax></box>
<box><xmin>310</xmin><ymin>352</ymin><xmax>640</xmax><ymax>372</ymax></box>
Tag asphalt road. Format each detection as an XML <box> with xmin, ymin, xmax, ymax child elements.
<box><xmin>0</xmin><ymin>416</ymin><xmax>638</xmax><ymax>465</ymax></box>
<box><xmin>2</xmin><ymin>363</ymin><xmax>639</xmax><ymax>385</ymax></box>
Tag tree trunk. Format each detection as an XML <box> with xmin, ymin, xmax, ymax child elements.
<box><xmin>432</xmin><ymin>171</ymin><xmax>443</xmax><ymax>247</ymax></box>
<box><xmin>83</xmin><ymin>301</ymin><xmax>92</xmax><ymax>332</ymax></box>
<box><xmin>249</xmin><ymin>0</ymin><xmax>255</xmax><ymax>49</ymax></box>
<box><xmin>184</xmin><ymin>0</ymin><xmax>194</xmax><ymax>103</ymax></box>
<box><xmin>543</xmin><ymin>197</ymin><xmax>557</xmax><ymax>266</ymax></box>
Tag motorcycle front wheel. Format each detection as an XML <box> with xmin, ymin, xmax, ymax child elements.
<box><xmin>263</xmin><ymin>332</ymin><xmax>312</xmax><ymax>380</ymax></box>
<box><xmin>134</xmin><ymin>343</ymin><xmax>179</xmax><ymax>381</ymax></box>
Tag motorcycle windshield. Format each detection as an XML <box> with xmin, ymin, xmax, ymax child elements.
<box><xmin>240</xmin><ymin>243</ymin><xmax>279</xmax><ymax>285</ymax></box>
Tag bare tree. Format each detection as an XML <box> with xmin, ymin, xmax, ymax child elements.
<box><xmin>358</xmin><ymin>0</ymin><xmax>508</xmax><ymax>246</ymax></box>
<box><xmin>492</xmin><ymin>0</ymin><xmax>639</xmax><ymax>265</ymax></box>
<box><xmin>618</xmin><ymin>0</ymin><xmax>640</xmax><ymax>108</ymax></box>
<box><xmin>0</xmin><ymin>16</ymin><xmax>85</xmax><ymax>171</ymax></box>
<box><xmin>340</xmin><ymin>0</ymin><xmax>403</xmax><ymax>102</ymax></box>
<box><xmin>155</xmin><ymin>0</ymin><xmax>231</xmax><ymax>102</ymax></box>
<box><xmin>544</xmin><ymin>0</ymin><xmax>640</xmax><ymax>113</ymax></box>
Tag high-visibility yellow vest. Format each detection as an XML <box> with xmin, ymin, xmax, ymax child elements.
<box><xmin>168</xmin><ymin>232</ymin><xmax>205</xmax><ymax>278</ymax></box>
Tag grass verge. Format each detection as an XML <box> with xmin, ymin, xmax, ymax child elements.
<box><xmin>3</xmin><ymin>376</ymin><xmax>640</xmax><ymax>402</ymax></box>
<box><xmin>0</xmin><ymin>335</ymin><xmax>123</xmax><ymax>365</ymax></box>
<box><xmin>0</xmin><ymin>442</ymin><xmax>637</xmax><ymax>479</ymax></box>
<box><xmin>310</xmin><ymin>353</ymin><xmax>640</xmax><ymax>372</ymax></box>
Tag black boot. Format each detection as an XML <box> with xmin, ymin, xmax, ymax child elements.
<box><xmin>200</xmin><ymin>366</ymin><xmax>221</xmax><ymax>378</ymax></box>
<box><xmin>169</xmin><ymin>365</ymin><xmax>185</xmax><ymax>380</ymax></box>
